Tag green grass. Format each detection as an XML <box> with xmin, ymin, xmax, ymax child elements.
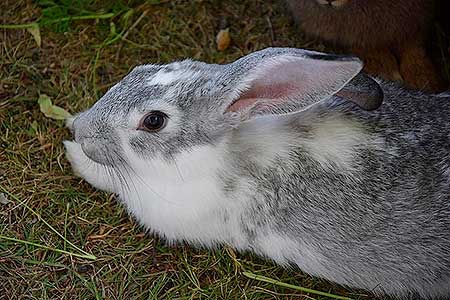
<box><xmin>0</xmin><ymin>1</ymin><xmax>448</xmax><ymax>299</ymax></box>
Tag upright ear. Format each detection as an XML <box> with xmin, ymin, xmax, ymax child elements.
<box><xmin>225</xmin><ymin>52</ymin><xmax>382</xmax><ymax>118</ymax></box>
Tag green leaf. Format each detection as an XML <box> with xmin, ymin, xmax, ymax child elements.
<box><xmin>38</xmin><ymin>94</ymin><xmax>72</xmax><ymax>120</ymax></box>
<box><xmin>26</xmin><ymin>23</ymin><xmax>41</xmax><ymax>47</ymax></box>
<box><xmin>38</xmin><ymin>94</ymin><xmax>52</xmax><ymax>110</ymax></box>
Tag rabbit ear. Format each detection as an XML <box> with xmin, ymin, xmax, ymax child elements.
<box><xmin>335</xmin><ymin>72</ymin><xmax>384</xmax><ymax>111</ymax></box>
<box><xmin>226</xmin><ymin>53</ymin><xmax>378</xmax><ymax>117</ymax></box>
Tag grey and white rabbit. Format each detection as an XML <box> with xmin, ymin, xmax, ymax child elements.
<box><xmin>285</xmin><ymin>0</ymin><xmax>446</xmax><ymax>91</ymax></box>
<box><xmin>65</xmin><ymin>48</ymin><xmax>450</xmax><ymax>299</ymax></box>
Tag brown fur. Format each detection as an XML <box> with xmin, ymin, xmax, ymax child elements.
<box><xmin>286</xmin><ymin>0</ymin><xmax>446</xmax><ymax>91</ymax></box>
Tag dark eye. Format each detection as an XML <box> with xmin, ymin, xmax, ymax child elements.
<box><xmin>139</xmin><ymin>111</ymin><xmax>168</xmax><ymax>132</ymax></box>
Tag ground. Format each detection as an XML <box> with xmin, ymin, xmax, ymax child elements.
<box><xmin>0</xmin><ymin>1</ymin><xmax>449</xmax><ymax>300</ymax></box>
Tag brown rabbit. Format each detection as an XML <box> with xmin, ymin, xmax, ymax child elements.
<box><xmin>286</xmin><ymin>0</ymin><xmax>445</xmax><ymax>91</ymax></box>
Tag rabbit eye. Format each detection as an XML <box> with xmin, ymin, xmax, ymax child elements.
<box><xmin>139</xmin><ymin>111</ymin><xmax>167</xmax><ymax>132</ymax></box>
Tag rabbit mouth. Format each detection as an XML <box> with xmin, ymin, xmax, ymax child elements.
<box><xmin>64</xmin><ymin>140</ymin><xmax>119</xmax><ymax>194</ymax></box>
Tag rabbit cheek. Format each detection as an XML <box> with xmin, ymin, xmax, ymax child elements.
<box><xmin>112</xmin><ymin>136</ymin><xmax>240</xmax><ymax>245</ymax></box>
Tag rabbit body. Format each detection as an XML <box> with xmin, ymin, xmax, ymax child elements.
<box><xmin>286</xmin><ymin>0</ymin><xmax>445</xmax><ymax>91</ymax></box>
<box><xmin>65</xmin><ymin>48</ymin><xmax>450</xmax><ymax>299</ymax></box>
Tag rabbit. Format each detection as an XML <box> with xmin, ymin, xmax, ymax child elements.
<box><xmin>285</xmin><ymin>0</ymin><xmax>447</xmax><ymax>92</ymax></box>
<box><xmin>64</xmin><ymin>47</ymin><xmax>450</xmax><ymax>299</ymax></box>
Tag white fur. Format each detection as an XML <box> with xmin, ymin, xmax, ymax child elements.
<box><xmin>300</xmin><ymin>117</ymin><xmax>370</xmax><ymax>170</ymax></box>
<box><xmin>255</xmin><ymin>231</ymin><xmax>330</xmax><ymax>276</ymax></box>
<box><xmin>121</xmin><ymin>139</ymin><xmax>250</xmax><ymax>247</ymax></box>
<box><xmin>65</xmin><ymin>133</ymin><xmax>252</xmax><ymax>248</ymax></box>
<box><xmin>233</xmin><ymin>116</ymin><xmax>297</xmax><ymax>168</ymax></box>
<box><xmin>147</xmin><ymin>69</ymin><xmax>196</xmax><ymax>86</ymax></box>
<box><xmin>64</xmin><ymin>141</ymin><xmax>117</xmax><ymax>193</ymax></box>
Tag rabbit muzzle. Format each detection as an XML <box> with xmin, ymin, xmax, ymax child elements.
<box><xmin>72</xmin><ymin>113</ymin><xmax>119</xmax><ymax>166</ymax></box>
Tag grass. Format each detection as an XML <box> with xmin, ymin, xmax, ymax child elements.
<box><xmin>0</xmin><ymin>1</ymin><xmax>448</xmax><ymax>299</ymax></box>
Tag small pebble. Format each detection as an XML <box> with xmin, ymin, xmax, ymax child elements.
<box><xmin>77</xmin><ymin>265</ymin><xmax>90</xmax><ymax>273</ymax></box>
<box><xmin>216</xmin><ymin>28</ymin><xmax>231</xmax><ymax>51</ymax></box>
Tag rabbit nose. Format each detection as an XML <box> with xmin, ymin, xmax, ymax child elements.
<box><xmin>72</xmin><ymin>112</ymin><xmax>111</xmax><ymax>144</ymax></box>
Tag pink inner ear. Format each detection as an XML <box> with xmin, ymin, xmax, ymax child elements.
<box><xmin>226</xmin><ymin>83</ymin><xmax>296</xmax><ymax>112</ymax></box>
<box><xmin>224</xmin><ymin>55</ymin><xmax>361</xmax><ymax>115</ymax></box>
